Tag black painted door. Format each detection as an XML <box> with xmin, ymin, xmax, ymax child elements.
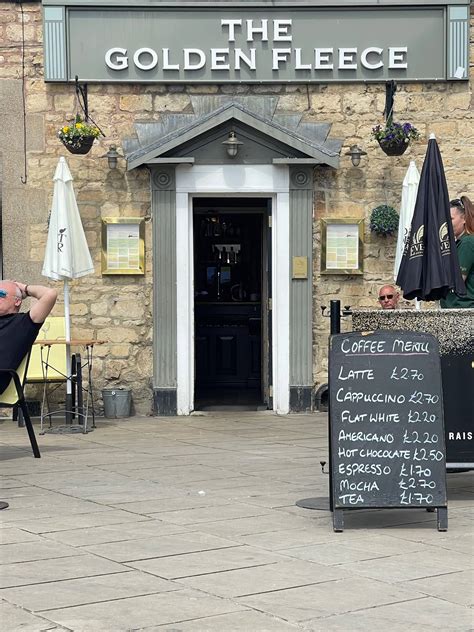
<box><xmin>193</xmin><ymin>203</ymin><xmax>266</xmax><ymax>398</ymax></box>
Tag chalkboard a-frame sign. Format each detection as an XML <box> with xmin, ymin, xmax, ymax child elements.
<box><xmin>329</xmin><ymin>330</ymin><xmax>448</xmax><ymax>532</ymax></box>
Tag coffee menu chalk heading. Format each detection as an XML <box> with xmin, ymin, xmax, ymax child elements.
<box><xmin>329</xmin><ymin>331</ymin><xmax>447</xmax><ymax>531</ymax></box>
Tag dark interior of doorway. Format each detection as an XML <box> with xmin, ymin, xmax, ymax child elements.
<box><xmin>193</xmin><ymin>198</ymin><xmax>267</xmax><ymax>411</ymax></box>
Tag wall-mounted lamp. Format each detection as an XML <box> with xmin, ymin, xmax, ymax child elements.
<box><xmin>105</xmin><ymin>144</ymin><xmax>121</xmax><ymax>169</ymax></box>
<box><xmin>345</xmin><ymin>144</ymin><xmax>367</xmax><ymax>167</ymax></box>
<box><xmin>222</xmin><ymin>131</ymin><xmax>243</xmax><ymax>158</ymax></box>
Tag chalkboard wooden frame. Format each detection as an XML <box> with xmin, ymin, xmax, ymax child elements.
<box><xmin>329</xmin><ymin>330</ymin><xmax>448</xmax><ymax>532</ymax></box>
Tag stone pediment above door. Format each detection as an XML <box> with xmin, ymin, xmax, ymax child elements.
<box><xmin>124</xmin><ymin>96</ymin><xmax>342</xmax><ymax>170</ymax></box>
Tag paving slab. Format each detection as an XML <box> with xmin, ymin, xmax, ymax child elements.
<box><xmin>40</xmin><ymin>518</ymin><xmax>191</xmax><ymax>547</ymax></box>
<box><xmin>113</xmin><ymin>493</ymin><xmax>234</xmax><ymax>515</ymax></box>
<box><xmin>406</xmin><ymin>532</ymin><xmax>474</xmax><ymax>555</ymax></box>
<box><xmin>236</xmin><ymin>490</ymin><xmax>320</xmax><ymax>509</ymax></box>
<box><xmin>237</xmin><ymin>576</ymin><xmax>425</xmax><ymax>622</ymax></box>
<box><xmin>383</xmin><ymin>518</ymin><xmax>474</xmax><ymax>541</ymax></box>
<box><xmin>0</xmin><ymin>456</ymin><xmax>85</xmax><ymax>476</ymax></box>
<box><xmin>0</xmin><ymin>540</ymin><xmax>81</xmax><ymax>564</ymax></box>
<box><xmin>156</xmin><ymin>609</ymin><xmax>302</xmax><ymax>630</ymax></box>
<box><xmin>0</xmin><ymin>483</ymin><xmax>54</xmax><ymax>498</ymax></box>
<box><xmin>93</xmin><ymin>458</ymin><xmax>190</xmax><ymax>473</ymax></box>
<box><xmin>4</xmin><ymin>508</ymin><xmax>155</xmax><ymax>534</ymax></box>
<box><xmin>153</xmin><ymin>501</ymin><xmax>272</xmax><ymax>526</ymax></box>
<box><xmin>237</xmin><ymin>526</ymin><xmax>346</xmax><ymax>550</ymax></box>
<box><xmin>41</xmin><ymin>589</ymin><xmax>245</xmax><ymax>631</ymax></box>
<box><xmin>280</xmin><ymin>533</ymin><xmax>427</xmax><ymax>565</ymax></box>
<box><xmin>0</xmin><ymin>554</ymin><xmax>126</xmax><ymax>589</ymax></box>
<box><xmin>0</xmin><ymin>477</ymin><xmax>33</xmax><ymax>490</ymax></box>
<box><xmin>59</xmin><ymin>482</ymin><xmax>188</xmax><ymax>505</ymax></box>
<box><xmin>129</xmin><ymin>544</ymin><xmax>288</xmax><ymax>579</ymax></box>
<box><xmin>12</xmin><ymin>468</ymin><xmax>135</xmax><ymax>490</ymax></box>
<box><xmin>0</xmin><ymin>570</ymin><xmax>177</xmax><ymax>612</ymax></box>
<box><xmin>176</xmin><ymin>559</ymin><xmax>348</xmax><ymax>597</ymax></box>
<box><xmin>0</xmin><ymin>499</ymin><xmax>111</xmax><ymax>524</ymax></box>
<box><xmin>0</xmin><ymin>599</ymin><xmax>67</xmax><ymax>632</ymax></box>
<box><xmin>189</xmin><ymin>511</ymin><xmax>316</xmax><ymax>538</ymax></box>
<box><xmin>0</xmin><ymin>527</ymin><xmax>45</xmax><ymax>544</ymax></box>
<box><xmin>338</xmin><ymin>547</ymin><xmax>471</xmax><ymax>582</ymax></box>
<box><xmin>0</xmin><ymin>488</ymin><xmax>104</xmax><ymax>509</ymax></box>
<box><xmin>82</xmin><ymin>531</ymin><xmax>239</xmax><ymax>562</ymax></box>
<box><xmin>400</xmin><ymin>569</ymin><xmax>474</xmax><ymax>607</ymax></box>
<box><xmin>313</xmin><ymin>595</ymin><xmax>474</xmax><ymax>631</ymax></box>
<box><xmin>142</xmin><ymin>464</ymin><xmax>249</xmax><ymax>483</ymax></box>
<box><xmin>187</xmin><ymin>481</ymin><xmax>310</xmax><ymax>500</ymax></box>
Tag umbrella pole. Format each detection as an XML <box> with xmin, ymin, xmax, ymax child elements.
<box><xmin>64</xmin><ymin>279</ymin><xmax>73</xmax><ymax>424</ymax></box>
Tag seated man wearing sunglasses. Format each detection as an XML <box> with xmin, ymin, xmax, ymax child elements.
<box><xmin>0</xmin><ymin>280</ymin><xmax>57</xmax><ymax>395</ymax></box>
<box><xmin>378</xmin><ymin>284</ymin><xmax>400</xmax><ymax>309</ymax></box>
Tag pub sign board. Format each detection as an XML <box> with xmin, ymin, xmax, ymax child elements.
<box><xmin>329</xmin><ymin>331</ymin><xmax>448</xmax><ymax>532</ymax></box>
<box><xmin>42</xmin><ymin>4</ymin><xmax>470</xmax><ymax>83</ymax></box>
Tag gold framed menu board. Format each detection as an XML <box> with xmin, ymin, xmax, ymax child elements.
<box><xmin>321</xmin><ymin>218</ymin><xmax>364</xmax><ymax>275</ymax></box>
<box><xmin>101</xmin><ymin>217</ymin><xmax>145</xmax><ymax>275</ymax></box>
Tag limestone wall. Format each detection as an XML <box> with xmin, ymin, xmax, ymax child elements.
<box><xmin>0</xmin><ymin>2</ymin><xmax>472</xmax><ymax>412</ymax></box>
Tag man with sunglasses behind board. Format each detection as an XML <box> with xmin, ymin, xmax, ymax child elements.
<box><xmin>378</xmin><ymin>284</ymin><xmax>400</xmax><ymax>309</ymax></box>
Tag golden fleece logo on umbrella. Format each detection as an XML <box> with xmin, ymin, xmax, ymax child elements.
<box><xmin>439</xmin><ymin>222</ymin><xmax>451</xmax><ymax>255</ymax></box>
<box><xmin>409</xmin><ymin>224</ymin><xmax>424</xmax><ymax>259</ymax></box>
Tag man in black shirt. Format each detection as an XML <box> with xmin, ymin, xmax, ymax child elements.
<box><xmin>0</xmin><ymin>280</ymin><xmax>58</xmax><ymax>394</ymax></box>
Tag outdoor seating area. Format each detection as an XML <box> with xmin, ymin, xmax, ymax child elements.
<box><xmin>14</xmin><ymin>317</ymin><xmax>104</xmax><ymax>435</ymax></box>
<box><xmin>33</xmin><ymin>337</ymin><xmax>104</xmax><ymax>434</ymax></box>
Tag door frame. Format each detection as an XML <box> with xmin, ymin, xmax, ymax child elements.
<box><xmin>176</xmin><ymin>164</ymin><xmax>290</xmax><ymax>415</ymax></box>
<box><xmin>261</xmin><ymin>200</ymin><xmax>273</xmax><ymax>408</ymax></box>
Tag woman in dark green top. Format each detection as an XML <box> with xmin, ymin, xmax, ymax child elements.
<box><xmin>441</xmin><ymin>196</ymin><xmax>474</xmax><ymax>309</ymax></box>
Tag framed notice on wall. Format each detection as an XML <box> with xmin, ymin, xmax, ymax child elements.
<box><xmin>321</xmin><ymin>218</ymin><xmax>364</xmax><ymax>275</ymax></box>
<box><xmin>101</xmin><ymin>217</ymin><xmax>145</xmax><ymax>275</ymax></box>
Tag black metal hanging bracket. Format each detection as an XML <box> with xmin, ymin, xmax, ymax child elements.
<box><xmin>74</xmin><ymin>76</ymin><xmax>106</xmax><ymax>137</ymax></box>
<box><xmin>75</xmin><ymin>76</ymin><xmax>88</xmax><ymax>121</ymax></box>
<box><xmin>384</xmin><ymin>80</ymin><xmax>397</xmax><ymax>124</ymax></box>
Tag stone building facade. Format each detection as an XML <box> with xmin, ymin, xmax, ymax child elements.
<box><xmin>0</xmin><ymin>1</ymin><xmax>472</xmax><ymax>415</ymax></box>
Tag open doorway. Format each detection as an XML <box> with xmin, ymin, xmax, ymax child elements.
<box><xmin>193</xmin><ymin>198</ymin><xmax>271</xmax><ymax>411</ymax></box>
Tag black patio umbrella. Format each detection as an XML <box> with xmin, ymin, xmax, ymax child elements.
<box><xmin>396</xmin><ymin>134</ymin><xmax>465</xmax><ymax>301</ymax></box>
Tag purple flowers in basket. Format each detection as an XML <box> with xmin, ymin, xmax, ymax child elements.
<box><xmin>371</xmin><ymin>120</ymin><xmax>420</xmax><ymax>148</ymax></box>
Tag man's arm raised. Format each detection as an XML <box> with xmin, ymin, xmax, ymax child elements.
<box><xmin>15</xmin><ymin>282</ymin><xmax>58</xmax><ymax>324</ymax></box>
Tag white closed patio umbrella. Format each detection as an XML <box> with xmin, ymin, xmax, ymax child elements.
<box><xmin>42</xmin><ymin>157</ymin><xmax>94</xmax><ymax>421</ymax></box>
<box><xmin>394</xmin><ymin>160</ymin><xmax>420</xmax><ymax>282</ymax></box>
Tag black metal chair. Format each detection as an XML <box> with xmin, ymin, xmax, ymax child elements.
<box><xmin>0</xmin><ymin>351</ymin><xmax>41</xmax><ymax>458</ymax></box>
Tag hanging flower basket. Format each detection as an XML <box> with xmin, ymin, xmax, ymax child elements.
<box><xmin>371</xmin><ymin>121</ymin><xmax>420</xmax><ymax>157</ymax></box>
<box><xmin>61</xmin><ymin>135</ymin><xmax>96</xmax><ymax>155</ymax></box>
<box><xmin>377</xmin><ymin>139</ymin><xmax>409</xmax><ymax>156</ymax></box>
<box><xmin>57</xmin><ymin>116</ymin><xmax>100</xmax><ymax>155</ymax></box>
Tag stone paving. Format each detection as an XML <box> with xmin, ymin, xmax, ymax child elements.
<box><xmin>0</xmin><ymin>412</ymin><xmax>472</xmax><ymax>631</ymax></box>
